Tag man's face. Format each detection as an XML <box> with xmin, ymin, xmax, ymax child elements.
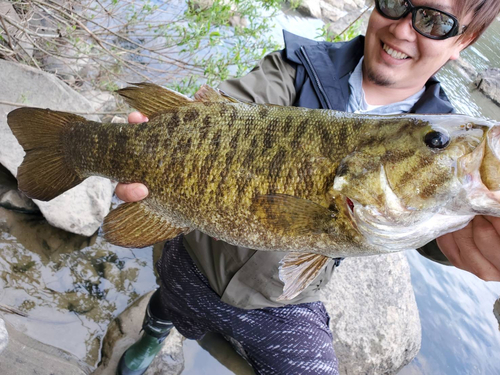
<box><xmin>363</xmin><ymin>0</ymin><xmax>472</xmax><ymax>90</ymax></box>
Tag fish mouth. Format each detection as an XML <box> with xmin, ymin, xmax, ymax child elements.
<box><xmin>346</xmin><ymin>197</ymin><xmax>354</xmax><ymax>212</ymax></box>
<box><xmin>455</xmin><ymin>124</ymin><xmax>500</xmax><ymax>215</ymax></box>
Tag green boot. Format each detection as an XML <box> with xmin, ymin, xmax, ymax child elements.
<box><xmin>116</xmin><ymin>290</ymin><xmax>174</xmax><ymax>375</ymax></box>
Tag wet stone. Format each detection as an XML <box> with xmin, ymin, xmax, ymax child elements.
<box><xmin>0</xmin><ymin>190</ymin><xmax>39</xmax><ymax>214</ymax></box>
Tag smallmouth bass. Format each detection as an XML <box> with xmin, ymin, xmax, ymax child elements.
<box><xmin>7</xmin><ymin>83</ymin><xmax>500</xmax><ymax>299</ymax></box>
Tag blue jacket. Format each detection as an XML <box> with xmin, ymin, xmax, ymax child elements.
<box><xmin>283</xmin><ymin>30</ymin><xmax>455</xmax><ymax>114</ymax></box>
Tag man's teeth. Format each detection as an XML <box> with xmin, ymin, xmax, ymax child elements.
<box><xmin>383</xmin><ymin>43</ymin><xmax>409</xmax><ymax>60</ymax></box>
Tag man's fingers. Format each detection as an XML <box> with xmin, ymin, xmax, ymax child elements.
<box><xmin>436</xmin><ymin>232</ymin><xmax>466</xmax><ymax>270</ymax></box>
<box><xmin>448</xmin><ymin>217</ymin><xmax>500</xmax><ymax>281</ymax></box>
<box><xmin>470</xmin><ymin>216</ymin><xmax>500</xmax><ymax>281</ymax></box>
<box><xmin>115</xmin><ymin>183</ymin><xmax>149</xmax><ymax>202</ymax></box>
<box><xmin>128</xmin><ymin>112</ymin><xmax>149</xmax><ymax>124</ymax></box>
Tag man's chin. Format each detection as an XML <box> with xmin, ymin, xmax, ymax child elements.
<box><xmin>365</xmin><ymin>68</ymin><xmax>394</xmax><ymax>87</ymax></box>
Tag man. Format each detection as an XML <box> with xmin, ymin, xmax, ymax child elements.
<box><xmin>116</xmin><ymin>1</ymin><xmax>500</xmax><ymax>374</ymax></box>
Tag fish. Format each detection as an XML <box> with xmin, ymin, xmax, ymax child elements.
<box><xmin>6</xmin><ymin>83</ymin><xmax>500</xmax><ymax>299</ymax></box>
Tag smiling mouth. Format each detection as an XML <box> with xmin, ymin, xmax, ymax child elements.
<box><xmin>382</xmin><ymin>42</ymin><xmax>410</xmax><ymax>60</ymax></box>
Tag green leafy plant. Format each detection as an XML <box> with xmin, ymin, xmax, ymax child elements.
<box><xmin>0</xmin><ymin>0</ymin><xmax>287</xmax><ymax>96</ymax></box>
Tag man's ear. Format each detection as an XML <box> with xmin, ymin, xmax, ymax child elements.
<box><xmin>450</xmin><ymin>33</ymin><xmax>478</xmax><ymax>60</ymax></box>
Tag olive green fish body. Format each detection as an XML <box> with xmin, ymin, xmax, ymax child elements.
<box><xmin>63</xmin><ymin>103</ymin><xmax>373</xmax><ymax>256</ymax></box>
<box><xmin>8</xmin><ymin>83</ymin><xmax>500</xmax><ymax>299</ymax></box>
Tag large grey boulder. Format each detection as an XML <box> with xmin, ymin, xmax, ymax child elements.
<box><xmin>475</xmin><ymin>67</ymin><xmax>500</xmax><ymax>106</ymax></box>
<box><xmin>0</xmin><ymin>59</ymin><xmax>114</xmax><ymax>236</ymax></box>
<box><xmin>321</xmin><ymin>252</ymin><xmax>421</xmax><ymax>374</ymax></box>
<box><xmin>0</xmin><ymin>319</ymin><xmax>92</xmax><ymax>375</ymax></box>
<box><xmin>448</xmin><ymin>57</ymin><xmax>478</xmax><ymax>82</ymax></box>
<box><xmin>295</xmin><ymin>0</ymin><xmax>370</xmax><ymax>37</ymax></box>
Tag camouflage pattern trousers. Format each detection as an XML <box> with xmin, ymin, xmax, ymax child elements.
<box><xmin>154</xmin><ymin>235</ymin><xmax>339</xmax><ymax>375</ymax></box>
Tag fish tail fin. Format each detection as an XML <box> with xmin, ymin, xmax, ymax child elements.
<box><xmin>7</xmin><ymin>107</ymin><xmax>87</xmax><ymax>201</ymax></box>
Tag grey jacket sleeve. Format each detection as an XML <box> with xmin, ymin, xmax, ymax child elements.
<box><xmin>217</xmin><ymin>51</ymin><xmax>297</xmax><ymax>106</ymax></box>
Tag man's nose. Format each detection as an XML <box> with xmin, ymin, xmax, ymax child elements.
<box><xmin>389</xmin><ymin>13</ymin><xmax>417</xmax><ymax>42</ymax></box>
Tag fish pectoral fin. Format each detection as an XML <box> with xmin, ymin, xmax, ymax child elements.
<box><xmin>278</xmin><ymin>252</ymin><xmax>331</xmax><ymax>301</ymax></box>
<box><xmin>251</xmin><ymin>194</ymin><xmax>335</xmax><ymax>236</ymax></box>
<box><xmin>116</xmin><ymin>83</ymin><xmax>194</xmax><ymax>119</ymax></box>
<box><xmin>102</xmin><ymin>201</ymin><xmax>189</xmax><ymax>248</ymax></box>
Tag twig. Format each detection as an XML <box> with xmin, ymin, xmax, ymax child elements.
<box><xmin>0</xmin><ymin>303</ymin><xmax>28</xmax><ymax>317</ymax></box>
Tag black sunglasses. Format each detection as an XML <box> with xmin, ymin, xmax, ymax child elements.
<box><xmin>375</xmin><ymin>0</ymin><xmax>466</xmax><ymax>40</ymax></box>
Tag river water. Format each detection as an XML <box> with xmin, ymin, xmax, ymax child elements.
<box><xmin>0</xmin><ymin>4</ymin><xmax>500</xmax><ymax>375</ymax></box>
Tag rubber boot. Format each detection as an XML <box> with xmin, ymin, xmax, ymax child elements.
<box><xmin>116</xmin><ymin>290</ymin><xmax>174</xmax><ymax>375</ymax></box>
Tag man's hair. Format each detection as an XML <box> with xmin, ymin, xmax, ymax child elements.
<box><xmin>457</xmin><ymin>0</ymin><xmax>500</xmax><ymax>45</ymax></box>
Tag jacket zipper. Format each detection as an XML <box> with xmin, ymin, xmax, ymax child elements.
<box><xmin>299</xmin><ymin>46</ymin><xmax>334</xmax><ymax>110</ymax></box>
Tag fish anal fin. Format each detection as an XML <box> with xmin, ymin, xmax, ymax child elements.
<box><xmin>278</xmin><ymin>252</ymin><xmax>331</xmax><ymax>301</ymax></box>
<box><xmin>116</xmin><ymin>83</ymin><xmax>194</xmax><ymax>119</ymax></box>
<box><xmin>102</xmin><ymin>201</ymin><xmax>189</xmax><ymax>248</ymax></box>
<box><xmin>251</xmin><ymin>194</ymin><xmax>335</xmax><ymax>236</ymax></box>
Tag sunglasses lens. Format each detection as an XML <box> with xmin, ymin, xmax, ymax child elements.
<box><xmin>414</xmin><ymin>8</ymin><xmax>455</xmax><ymax>37</ymax></box>
<box><xmin>378</xmin><ymin>0</ymin><xmax>408</xmax><ymax>18</ymax></box>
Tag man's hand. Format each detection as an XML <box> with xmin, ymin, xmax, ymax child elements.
<box><xmin>437</xmin><ymin>215</ymin><xmax>500</xmax><ymax>281</ymax></box>
<box><xmin>114</xmin><ymin>112</ymin><xmax>150</xmax><ymax>202</ymax></box>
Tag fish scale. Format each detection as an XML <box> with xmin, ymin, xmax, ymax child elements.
<box><xmin>7</xmin><ymin>83</ymin><xmax>500</xmax><ymax>300</ymax></box>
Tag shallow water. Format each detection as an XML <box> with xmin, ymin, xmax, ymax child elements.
<box><xmin>399</xmin><ymin>17</ymin><xmax>500</xmax><ymax>375</ymax></box>
<box><xmin>0</xmin><ymin>205</ymin><xmax>157</xmax><ymax>365</ymax></box>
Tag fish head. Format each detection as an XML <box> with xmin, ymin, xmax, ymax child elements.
<box><xmin>332</xmin><ymin>114</ymin><xmax>500</xmax><ymax>250</ymax></box>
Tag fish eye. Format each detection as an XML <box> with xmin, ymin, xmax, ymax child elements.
<box><xmin>424</xmin><ymin>131</ymin><xmax>450</xmax><ymax>149</ymax></box>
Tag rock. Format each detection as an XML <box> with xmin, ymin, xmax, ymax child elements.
<box><xmin>475</xmin><ymin>67</ymin><xmax>500</xmax><ymax>106</ymax></box>
<box><xmin>80</xmin><ymin>90</ymin><xmax>118</xmax><ymax>114</ymax></box>
<box><xmin>296</xmin><ymin>0</ymin><xmax>323</xmax><ymax>19</ymax></box>
<box><xmin>322</xmin><ymin>3</ymin><xmax>348</xmax><ymax>23</ymax></box>
<box><xmin>0</xmin><ymin>161</ymin><xmax>39</xmax><ymax>213</ymax></box>
<box><xmin>448</xmin><ymin>57</ymin><xmax>478</xmax><ymax>82</ymax></box>
<box><xmin>95</xmin><ymin>291</ymin><xmax>185</xmax><ymax>375</ymax></box>
<box><xmin>0</xmin><ymin>189</ymin><xmax>39</xmax><ymax>213</ymax></box>
<box><xmin>0</xmin><ymin>59</ymin><xmax>114</xmax><ymax>236</ymax></box>
<box><xmin>197</xmin><ymin>332</ymin><xmax>255</xmax><ymax>374</ymax></box>
<box><xmin>146</xmin><ymin>329</ymin><xmax>185</xmax><ymax>375</ymax></box>
<box><xmin>0</xmin><ymin>319</ymin><xmax>92</xmax><ymax>375</ymax></box>
<box><xmin>320</xmin><ymin>252</ymin><xmax>421</xmax><ymax>375</ymax></box>
<box><xmin>111</xmin><ymin>115</ymin><xmax>128</xmax><ymax>124</ymax></box>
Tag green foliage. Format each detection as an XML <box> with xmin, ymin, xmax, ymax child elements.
<box><xmin>1</xmin><ymin>0</ymin><xmax>287</xmax><ymax>97</ymax></box>
<box><xmin>317</xmin><ymin>19</ymin><xmax>363</xmax><ymax>43</ymax></box>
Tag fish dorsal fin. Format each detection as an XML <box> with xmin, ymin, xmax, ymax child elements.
<box><xmin>251</xmin><ymin>194</ymin><xmax>335</xmax><ymax>236</ymax></box>
<box><xmin>102</xmin><ymin>201</ymin><xmax>190</xmax><ymax>248</ymax></box>
<box><xmin>116</xmin><ymin>83</ymin><xmax>194</xmax><ymax>119</ymax></box>
<box><xmin>278</xmin><ymin>252</ymin><xmax>331</xmax><ymax>300</ymax></box>
<box><xmin>194</xmin><ymin>85</ymin><xmax>241</xmax><ymax>103</ymax></box>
